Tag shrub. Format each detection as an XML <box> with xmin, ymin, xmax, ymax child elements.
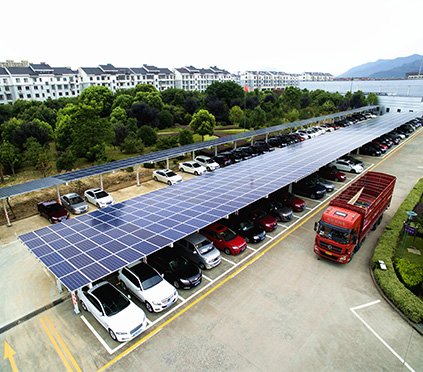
<box><xmin>394</xmin><ymin>258</ymin><xmax>423</xmax><ymax>291</ymax></box>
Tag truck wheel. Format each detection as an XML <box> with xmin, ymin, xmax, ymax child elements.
<box><xmin>377</xmin><ymin>214</ymin><xmax>383</xmax><ymax>225</ymax></box>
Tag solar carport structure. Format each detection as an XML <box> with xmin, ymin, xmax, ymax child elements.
<box><xmin>18</xmin><ymin>111</ymin><xmax>421</xmax><ymax>314</ymax></box>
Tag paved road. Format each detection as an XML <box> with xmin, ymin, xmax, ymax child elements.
<box><xmin>0</xmin><ymin>130</ymin><xmax>422</xmax><ymax>372</ymax></box>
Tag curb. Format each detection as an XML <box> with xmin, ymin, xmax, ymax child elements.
<box><xmin>0</xmin><ymin>294</ymin><xmax>69</xmax><ymax>334</ymax></box>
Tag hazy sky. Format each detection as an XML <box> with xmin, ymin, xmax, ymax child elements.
<box><xmin>3</xmin><ymin>0</ymin><xmax>422</xmax><ymax>76</ymax></box>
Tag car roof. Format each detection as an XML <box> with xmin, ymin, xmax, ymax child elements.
<box><xmin>87</xmin><ymin>188</ymin><xmax>102</xmax><ymax>192</ymax></box>
<box><xmin>206</xmin><ymin>222</ymin><xmax>227</xmax><ymax>232</ymax></box>
<box><xmin>62</xmin><ymin>192</ymin><xmax>79</xmax><ymax>198</ymax></box>
<box><xmin>182</xmin><ymin>232</ymin><xmax>211</xmax><ymax>245</ymax></box>
<box><xmin>127</xmin><ymin>262</ymin><xmax>159</xmax><ymax>280</ymax></box>
<box><xmin>39</xmin><ymin>200</ymin><xmax>59</xmax><ymax>206</ymax></box>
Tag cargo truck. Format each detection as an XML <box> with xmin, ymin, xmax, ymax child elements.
<box><xmin>313</xmin><ymin>171</ymin><xmax>396</xmax><ymax>263</ymax></box>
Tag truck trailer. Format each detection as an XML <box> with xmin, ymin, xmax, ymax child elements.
<box><xmin>314</xmin><ymin>171</ymin><xmax>396</xmax><ymax>263</ymax></box>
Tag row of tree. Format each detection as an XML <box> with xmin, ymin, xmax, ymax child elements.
<box><xmin>0</xmin><ymin>82</ymin><xmax>377</xmax><ymax>180</ymax></box>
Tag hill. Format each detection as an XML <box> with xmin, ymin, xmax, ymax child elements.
<box><xmin>339</xmin><ymin>54</ymin><xmax>423</xmax><ymax>78</ymax></box>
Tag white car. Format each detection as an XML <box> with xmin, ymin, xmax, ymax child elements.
<box><xmin>153</xmin><ymin>169</ymin><xmax>183</xmax><ymax>185</ymax></box>
<box><xmin>295</xmin><ymin>131</ymin><xmax>310</xmax><ymax>140</ymax></box>
<box><xmin>329</xmin><ymin>159</ymin><xmax>364</xmax><ymax>174</ymax></box>
<box><xmin>194</xmin><ymin>155</ymin><xmax>220</xmax><ymax>171</ymax></box>
<box><xmin>118</xmin><ymin>262</ymin><xmax>178</xmax><ymax>313</ymax></box>
<box><xmin>178</xmin><ymin>161</ymin><xmax>206</xmax><ymax>175</ymax></box>
<box><xmin>84</xmin><ymin>188</ymin><xmax>114</xmax><ymax>208</ymax></box>
<box><xmin>77</xmin><ymin>281</ymin><xmax>147</xmax><ymax>342</ymax></box>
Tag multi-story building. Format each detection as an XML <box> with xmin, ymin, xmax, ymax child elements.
<box><xmin>406</xmin><ymin>72</ymin><xmax>423</xmax><ymax>80</ymax></box>
<box><xmin>174</xmin><ymin>66</ymin><xmax>233</xmax><ymax>91</ymax></box>
<box><xmin>0</xmin><ymin>63</ymin><xmax>80</xmax><ymax>104</ymax></box>
<box><xmin>239</xmin><ymin>71</ymin><xmax>300</xmax><ymax>91</ymax></box>
<box><xmin>300</xmin><ymin>72</ymin><xmax>334</xmax><ymax>81</ymax></box>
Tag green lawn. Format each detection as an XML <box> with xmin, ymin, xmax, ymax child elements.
<box><xmin>396</xmin><ymin>232</ymin><xmax>423</xmax><ymax>266</ymax></box>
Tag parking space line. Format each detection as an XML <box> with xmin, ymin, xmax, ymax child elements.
<box><xmin>145</xmin><ymin>318</ymin><xmax>152</xmax><ymax>326</ymax></box>
<box><xmin>246</xmin><ymin>246</ymin><xmax>257</xmax><ymax>252</ymax></box>
<box><xmin>220</xmin><ymin>256</ymin><xmax>236</xmax><ymax>265</ymax></box>
<box><xmin>305</xmin><ymin>207</ymin><xmax>312</xmax><ymax>211</ymax></box>
<box><xmin>202</xmin><ymin>274</ymin><xmax>212</xmax><ymax>282</ymax></box>
<box><xmin>40</xmin><ymin>316</ymin><xmax>82</xmax><ymax>371</ymax></box>
<box><xmin>80</xmin><ymin>315</ymin><xmax>114</xmax><ymax>355</ymax></box>
<box><xmin>350</xmin><ymin>301</ymin><xmax>415</xmax><ymax>372</ymax></box>
<box><xmin>292</xmin><ymin>215</ymin><xmax>301</xmax><ymax>219</ymax></box>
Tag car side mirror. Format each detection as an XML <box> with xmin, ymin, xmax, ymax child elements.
<box><xmin>314</xmin><ymin>222</ymin><xmax>318</xmax><ymax>231</ymax></box>
<box><xmin>193</xmin><ymin>251</ymin><xmax>197</xmax><ymax>254</ymax></box>
<box><xmin>161</xmin><ymin>274</ymin><xmax>164</xmax><ymax>278</ymax></box>
<box><xmin>127</xmin><ymin>294</ymin><xmax>131</xmax><ymax>299</ymax></box>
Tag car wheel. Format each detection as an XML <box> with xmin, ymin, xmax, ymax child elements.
<box><xmin>351</xmin><ymin>169</ymin><xmax>357</xmax><ymax>174</ymax></box>
<box><xmin>194</xmin><ymin>171</ymin><xmax>199</xmax><ymax>175</ymax></box>
<box><xmin>180</xmin><ymin>168</ymin><xmax>184</xmax><ymax>172</ymax></box>
<box><xmin>109</xmin><ymin>329</ymin><xmax>118</xmax><ymax>342</ymax></box>
<box><xmin>173</xmin><ymin>280</ymin><xmax>180</xmax><ymax>289</ymax></box>
<box><xmin>80</xmin><ymin>300</ymin><xmax>87</xmax><ymax>312</ymax></box>
<box><xmin>167</xmin><ymin>180</ymin><xmax>172</xmax><ymax>185</ymax></box>
<box><xmin>311</xmin><ymin>193</ymin><xmax>316</xmax><ymax>199</ymax></box>
<box><xmin>153</xmin><ymin>176</ymin><xmax>158</xmax><ymax>181</ymax></box>
<box><xmin>48</xmin><ymin>217</ymin><xmax>53</xmax><ymax>224</ymax></box>
<box><xmin>96</xmin><ymin>203</ymin><xmax>100</xmax><ymax>208</ymax></box>
<box><xmin>145</xmin><ymin>301</ymin><xmax>154</xmax><ymax>313</ymax></box>
<box><xmin>199</xmin><ymin>262</ymin><xmax>206</xmax><ymax>270</ymax></box>
<box><xmin>206</xmin><ymin>167</ymin><xmax>211</xmax><ymax>171</ymax></box>
<box><xmin>224</xmin><ymin>248</ymin><xmax>231</xmax><ymax>255</ymax></box>
<box><xmin>120</xmin><ymin>281</ymin><xmax>128</xmax><ymax>291</ymax></box>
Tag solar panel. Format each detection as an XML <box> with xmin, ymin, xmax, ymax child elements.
<box><xmin>1</xmin><ymin>106</ymin><xmax>380</xmax><ymax>200</ymax></box>
<box><xmin>18</xmin><ymin>111</ymin><xmax>422</xmax><ymax>291</ymax></box>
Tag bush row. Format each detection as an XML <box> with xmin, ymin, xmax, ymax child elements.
<box><xmin>372</xmin><ymin>178</ymin><xmax>423</xmax><ymax>323</ymax></box>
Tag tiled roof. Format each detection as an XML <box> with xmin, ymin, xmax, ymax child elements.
<box><xmin>53</xmin><ymin>67</ymin><xmax>78</xmax><ymax>75</ymax></box>
<box><xmin>80</xmin><ymin>67</ymin><xmax>105</xmax><ymax>75</ymax></box>
<box><xmin>0</xmin><ymin>67</ymin><xmax>8</xmax><ymax>75</ymax></box>
<box><xmin>5</xmin><ymin>67</ymin><xmax>36</xmax><ymax>75</ymax></box>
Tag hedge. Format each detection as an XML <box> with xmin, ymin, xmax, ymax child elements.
<box><xmin>372</xmin><ymin>178</ymin><xmax>423</xmax><ymax>323</ymax></box>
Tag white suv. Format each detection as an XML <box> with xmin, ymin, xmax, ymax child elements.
<box><xmin>194</xmin><ymin>155</ymin><xmax>220</xmax><ymax>171</ymax></box>
<box><xmin>329</xmin><ymin>159</ymin><xmax>364</xmax><ymax>174</ymax></box>
<box><xmin>179</xmin><ymin>161</ymin><xmax>206</xmax><ymax>175</ymax></box>
<box><xmin>118</xmin><ymin>262</ymin><xmax>178</xmax><ymax>313</ymax></box>
<box><xmin>153</xmin><ymin>169</ymin><xmax>183</xmax><ymax>185</ymax></box>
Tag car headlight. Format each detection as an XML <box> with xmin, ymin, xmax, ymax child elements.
<box><xmin>152</xmin><ymin>301</ymin><xmax>161</xmax><ymax>305</ymax></box>
<box><xmin>180</xmin><ymin>279</ymin><xmax>190</xmax><ymax>284</ymax></box>
<box><xmin>253</xmin><ymin>236</ymin><xmax>259</xmax><ymax>240</ymax></box>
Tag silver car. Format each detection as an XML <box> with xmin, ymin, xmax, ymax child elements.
<box><xmin>61</xmin><ymin>193</ymin><xmax>89</xmax><ymax>214</ymax></box>
<box><xmin>174</xmin><ymin>233</ymin><xmax>221</xmax><ymax>270</ymax></box>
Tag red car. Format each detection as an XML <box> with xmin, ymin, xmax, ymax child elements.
<box><xmin>247</xmin><ymin>208</ymin><xmax>278</xmax><ymax>232</ymax></box>
<box><xmin>200</xmin><ymin>223</ymin><xmax>247</xmax><ymax>255</ymax></box>
<box><xmin>318</xmin><ymin>166</ymin><xmax>346</xmax><ymax>182</ymax></box>
<box><xmin>372</xmin><ymin>140</ymin><xmax>388</xmax><ymax>152</ymax></box>
<box><xmin>37</xmin><ymin>200</ymin><xmax>69</xmax><ymax>223</ymax></box>
<box><xmin>279</xmin><ymin>192</ymin><xmax>306</xmax><ymax>212</ymax></box>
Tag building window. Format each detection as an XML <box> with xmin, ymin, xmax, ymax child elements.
<box><xmin>397</xmin><ymin>108</ymin><xmax>401</xmax><ymax>112</ymax></box>
<box><xmin>24</xmin><ymin>78</ymin><xmax>28</xmax><ymax>82</ymax></box>
<box><xmin>35</xmin><ymin>93</ymin><xmax>40</xmax><ymax>98</ymax></box>
<box><xmin>27</xmin><ymin>94</ymin><xmax>31</xmax><ymax>98</ymax></box>
<box><xmin>19</xmin><ymin>94</ymin><xmax>24</xmax><ymax>98</ymax></box>
<box><xmin>17</xmin><ymin>86</ymin><xmax>22</xmax><ymax>91</ymax></box>
<box><xmin>386</xmin><ymin>107</ymin><xmax>390</xmax><ymax>113</ymax></box>
<box><xmin>26</xmin><ymin>86</ymin><xmax>30</xmax><ymax>90</ymax></box>
<box><xmin>16</xmin><ymin>78</ymin><xmax>20</xmax><ymax>83</ymax></box>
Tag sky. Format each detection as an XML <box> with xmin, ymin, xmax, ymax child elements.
<box><xmin>2</xmin><ymin>0</ymin><xmax>422</xmax><ymax>76</ymax></box>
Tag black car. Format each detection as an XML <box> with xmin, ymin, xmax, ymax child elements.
<box><xmin>147</xmin><ymin>248</ymin><xmax>202</xmax><ymax>289</ymax></box>
<box><xmin>220</xmin><ymin>151</ymin><xmax>242</xmax><ymax>163</ymax></box>
<box><xmin>293</xmin><ymin>179</ymin><xmax>327</xmax><ymax>200</ymax></box>
<box><xmin>227</xmin><ymin>217</ymin><xmax>266</xmax><ymax>243</ymax></box>
<box><xmin>257</xmin><ymin>199</ymin><xmax>293</xmax><ymax>222</ymax></box>
<box><xmin>37</xmin><ymin>200</ymin><xmax>69</xmax><ymax>223</ymax></box>
<box><xmin>360</xmin><ymin>143</ymin><xmax>382</xmax><ymax>156</ymax></box>
<box><xmin>278</xmin><ymin>135</ymin><xmax>295</xmax><ymax>146</ymax></box>
<box><xmin>213</xmin><ymin>154</ymin><xmax>232</xmax><ymax>167</ymax></box>
<box><xmin>249</xmin><ymin>143</ymin><xmax>265</xmax><ymax>155</ymax></box>
<box><xmin>252</xmin><ymin>140</ymin><xmax>274</xmax><ymax>153</ymax></box>
<box><xmin>232</xmin><ymin>147</ymin><xmax>253</xmax><ymax>160</ymax></box>
<box><xmin>380</xmin><ymin>133</ymin><xmax>400</xmax><ymax>145</ymax></box>
<box><xmin>267</xmin><ymin>137</ymin><xmax>287</xmax><ymax>148</ymax></box>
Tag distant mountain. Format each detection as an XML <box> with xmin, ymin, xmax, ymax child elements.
<box><xmin>338</xmin><ymin>54</ymin><xmax>423</xmax><ymax>78</ymax></box>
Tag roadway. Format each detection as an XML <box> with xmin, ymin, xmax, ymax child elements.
<box><xmin>1</xmin><ymin>129</ymin><xmax>422</xmax><ymax>371</ymax></box>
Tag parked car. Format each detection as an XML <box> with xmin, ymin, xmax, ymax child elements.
<box><xmin>339</xmin><ymin>155</ymin><xmax>364</xmax><ymax>167</ymax></box>
<box><xmin>276</xmin><ymin>191</ymin><xmax>306</xmax><ymax>212</ymax></box>
<box><xmin>227</xmin><ymin>216</ymin><xmax>266</xmax><ymax>243</ymax></box>
<box><xmin>232</xmin><ymin>147</ymin><xmax>253</xmax><ymax>160</ymax></box>
<box><xmin>194</xmin><ymin>155</ymin><xmax>220</xmax><ymax>171</ymax></box>
<box><xmin>61</xmin><ymin>193</ymin><xmax>89</xmax><ymax>214</ymax></box>
<box><xmin>257</xmin><ymin>199</ymin><xmax>293</xmax><ymax>222</ymax></box>
<box><xmin>147</xmin><ymin>248</ymin><xmax>202</xmax><ymax>289</ymax></box>
<box><xmin>84</xmin><ymin>188</ymin><xmax>114</xmax><ymax>208</ymax></box>
<box><xmin>77</xmin><ymin>281</ymin><xmax>147</xmax><ymax>342</ymax></box>
<box><xmin>179</xmin><ymin>161</ymin><xmax>207</xmax><ymax>175</ymax></box>
<box><xmin>381</xmin><ymin>133</ymin><xmax>400</xmax><ymax>145</ymax></box>
<box><xmin>319</xmin><ymin>166</ymin><xmax>346</xmax><ymax>182</ymax></box>
<box><xmin>220</xmin><ymin>151</ymin><xmax>241</xmax><ymax>163</ymax></box>
<box><xmin>307</xmin><ymin>175</ymin><xmax>335</xmax><ymax>192</ymax></box>
<box><xmin>213</xmin><ymin>154</ymin><xmax>232</xmax><ymax>167</ymax></box>
<box><xmin>153</xmin><ymin>169</ymin><xmax>183</xmax><ymax>185</ymax></box>
<box><xmin>371</xmin><ymin>140</ymin><xmax>388</xmax><ymax>152</ymax></box>
<box><xmin>37</xmin><ymin>200</ymin><xmax>69</xmax><ymax>223</ymax></box>
<box><xmin>360</xmin><ymin>143</ymin><xmax>382</xmax><ymax>156</ymax></box>
<box><xmin>329</xmin><ymin>159</ymin><xmax>364</xmax><ymax>174</ymax></box>
<box><xmin>252</xmin><ymin>140</ymin><xmax>274</xmax><ymax>153</ymax></box>
<box><xmin>267</xmin><ymin>137</ymin><xmax>287</xmax><ymax>148</ymax></box>
<box><xmin>293</xmin><ymin>179</ymin><xmax>327</xmax><ymax>199</ymax></box>
<box><xmin>200</xmin><ymin>223</ymin><xmax>247</xmax><ymax>255</ymax></box>
<box><xmin>118</xmin><ymin>262</ymin><xmax>178</xmax><ymax>313</ymax></box>
<box><xmin>174</xmin><ymin>233</ymin><xmax>221</xmax><ymax>270</ymax></box>
<box><xmin>246</xmin><ymin>208</ymin><xmax>278</xmax><ymax>232</ymax></box>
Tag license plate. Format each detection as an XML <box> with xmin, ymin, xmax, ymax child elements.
<box><xmin>325</xmin><ymin>251</ymin><xmax>332</xmax><ymax>256</ymax></box>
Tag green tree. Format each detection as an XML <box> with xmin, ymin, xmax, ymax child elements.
<box><xmin>249</xmin><ymin>107</ymin><xmax>266</xmax><ymax>128</ymax></box>
<box><xmin>367</xmin><ymin>93</ymin><xmax>379</xmax><ymax>105</ymax></box>
<box><xmin>0</xmin><ymin>141</ymin><xmax>20</xmax><ymax>176</ymax></box>
<box><xmin>112</xmin><ymin>94</ymin><xmax>133</xmax><ymax>110</ymax></box>
<box><xmin>138</xmin><ymin>125</ymin><xmax>158</xmax><ymax>147</ymax></box>
<box><xmin>279</xmin><ymin>87</ymin><xmax>302</xmax><ymax>110</ymax></box>
<box><xmin>134</xmin><ymin>91</ymin><xmax>164</xmax><ymax>111</ymax></box>
<box><xmin>158</xmin><ymin>110</ymin><xmax>174</xmax><ymax>129</ymax></box>
<box><xmin>178</xmin><ymin>129</ymin><xmax>194</xmax><ymax>146</ymax></box>
<box><xmin>79</xmin><ymin>86</ymin><xmax>114</xmax><ymax>117</ymax></box>
<box><xmin>56</xmin><ymin>149</ymin><xmax>76</xmax><ymax>172</ymax></box>
<box><xmin>134</xmin><ymin>84</ymin><xmax>158</xmax><ymax>94</ymax></box>
<box><xmin>321</xmin><ymin>100</ymin><xmax>336</xmax><ymax>114</ymax></box>
<box><xmin>190</xmin><ymin>109</ymin><xmax>216</xmax><ymax>141</ymax></box>
<box><xmin>205</xmin><ymin>81</ymin><xmax>244</xmax><ymax>107</ymax></box>
<box><xmin>110</xmin><ymin>106</ymin><xmax>128</xmax><ymax>125</ymax></box>
<box><xmin>350</xmin><ymin>90</ymin><xmax>366</xmax><ymax>108</ymax></box>
<box><xmin>120</xmin><ymin>137</ymin><xmax>144</xmax><ymax>154</ymax></box>
<box><xmin>229</xmin><ymin>105</ymin><xmax>244</xmax><ymax>126</ymax></box>
<box><xmin>155</xmin><ymin>136</ymin><xmax>179</xmax><ymax>150</ymax></box>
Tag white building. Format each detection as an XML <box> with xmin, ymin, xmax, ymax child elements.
<box><xmin>174</xmin><ymin>66</ymin><xmax>233</xmax><ymax>91</ymax></box>
<box><xmin>300</xmin><ymin>72</ymin><xmax>334</xmax><ymax>81</ymax></box>
<box><xmin>239</xmin><ymin>71</ymin><xmax>299</xmax><ymax>91</ymax></box>
<box><xmin>0</xmin><ymin>63</ymin><xmax>80</xmax><ymax>104</ymax></box>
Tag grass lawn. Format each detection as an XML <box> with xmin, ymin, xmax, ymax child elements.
<box><xmin>396</xmin><ymin>232</ymin><xmax>423</xmax><ymax>266</ymax></box>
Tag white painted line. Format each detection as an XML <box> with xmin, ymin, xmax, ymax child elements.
<box><xmin>202</xmin><ymin>274</ymin><xmax>212</xmax><ymax>282</ymax></box>
<box><xmin>177</xmin><ymin>295</ymin><xmax>186</xmax><ymax>302</ymax></box>
<box><xmin>305</xmin><ymin>207</ymin><xmax>313</xmax><ymax>211</ymax></box>
<box><xmin>350</xmin><ymin>301</ymin><xmax>416</xmax><ymax>372</ymax></box>
<box><xmin>220</xmin><ymin>256</ymin><xmax>236</xmax><ymax>265</ymax></box>
<box><xmin>246</xmin><ymin>246</ymin><xmax>257</xmax><ymax>252</ymax></box>
<box><xmin>278</xmin><ymin>224</ymin><xmax>288</xmax><ymax>229</ymax></box>
<box><xmin>292</xmin><ymin>215</ymin><xmax>300</xmax><ymax>219</ymax></box>
<box><xmin>80</xmin><ymin>315</ymin><xmax>115</xmax><ymax>355</ymax></box>
<box><xmin>145</xmin><ymin>318</ymin><xmax>152</xmax><ymax>326</ymax></box>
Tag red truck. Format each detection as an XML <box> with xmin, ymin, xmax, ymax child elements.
<box><xmin>313</xmin><ymin>171</ymin><xmax>396</xmax><ymax>263</ymax></box>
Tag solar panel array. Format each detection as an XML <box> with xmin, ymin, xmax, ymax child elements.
<box><xmin>19</xmin><ymin>111</ymin><xmax>421</xmax><ymax>291</ymax></box>
<box><xmin>0</xmin><ymin>106</ymin><xmax>377</xmax><ymax>200</ymax></box>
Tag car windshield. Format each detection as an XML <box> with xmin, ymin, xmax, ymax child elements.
<box><xmin>205</xmin><ymin>159</ymin><xmax>214</xmax><ymax>163</ymax></box>
<box><xmin>94</xmin><ymin>284</ymin><xmax>130</xmax><ymax>316</ymax></box>
<box><xmin>69</xmin><ymin>195</ymin><xmax>83</xmax><ymax>204</ymax></box>
<box><xmin>193</xmin><ymin>163</ymin><xmax>201</xmax><ymax>168</ymax></box>
<box><xmin>95</xmin><ymin>191</ymin><xmax>108</xmax><ymax>198</ymax></box>
<box><xmin>169</xmin><ymin>256</ymin><xmax>190</xmax><ymax>270</ymax></box>
<box><xmin>165</xmin><ymin>171</ymin><xmax>177</xmax><ymax>177</ymax></box>
<box><xmin>196</xmin><ymin>242</ymin><xmax>214</xmax><ymax>255</ymax></box>
<box><xmin>46</xmin><ymin>203</ymin><xmax>63</xmax><ymax>211</ymax></box>
<box><xmin>318</xmin><ymin>222</ymin><xmax>351</xmax><ymax>244</ymax></box>
<box><xmin>239</xmin><ymin>220</ymin><xmax>254</xmax><ymax>231</ymax></box>
<box><xmin>271</xmin><ymin>201</ymin><xmax>284</xmax><ymax>209</ymax></box>
<box><xmin>219</xmin><ymin>227</ymin><xmax>237</xmax><ymax>241</ymax></box>
<box><xmin>141</xmin><ymin>274</ymin><xmax>162</xmax><ymax>290</ymax></box>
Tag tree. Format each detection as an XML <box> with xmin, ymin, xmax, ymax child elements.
<box><xmin>249</xmin><ymin>107</ymin><xmax>267</xmax><ymax>129</ymax></box>
<box><xmin>190</xmin><ymin>109</ymin><xmax>216</xmax><ymax>141</ymax></box>
<box><xmin>158</xmin><ymin>110</ymin><xmax>174</xmax><ymax>129</ymax></box>
<box><xmin>110</xmin><ymin>106</ymin><xmax>128</xmax><ymax>125</ymax></box>
<box><xmin>205</xmin><ymin>96</ymin><xmax>228</xmax><ymax>124</ymax></box>
<box><xmin>134</xmin><ymin>91</ymin><xmax>164</xmax><ymax>111</ymax></box>
<box><xmin>205</xmin><ymin>81</ymin><xmax>244</xmax><ymax>107</ymax></box>
<box><xmin>138</xmin><ymin>125</ymin><xmax>157</xmax><ymax>147</ymax></box>
<box><xmin>112</xmin><ymin>123</ymin><xmax>129</xmax><ymax>147</ymax></box>
<box><xmin>120</xmin><ymin>137</ymin><xmax>144</xmax><ymax>154</ymax></box>
<box><xmin>178</xmin><ymin>129</ymin><xmax>194</xmax><ymax>146</ymax></box>
<box><xmin>155</xmin><ymin>136</ymin><xmax>179</xmax><ymax>150</ymax></box>
<box><xmin>79</xmin><ymin>86</ymin><xmax>114</xmax><ymax>117</ymax></box>
<box><xmin>0</xmin><ymin>141</ymin><xmax>20</xmax><ymax>176</ymax></box>
<box><xmin>56</xmin><ymin>149</ymin><xmax>76</xmax><ymax>172</ymax></box>
<box><xmin>17</xmin><ymin>104</ymin><xmax>57</xmax><ymax>128</ymax></box>
<box><xmin>279</xmin><ymin>86</ymin><xmax>302</xmax><ymax>110</ymax></box>
<box><xmin>350</xmin><ymin>91</ymin><xmax>366</xmax><ymax>108</ymax></box>
<box><xmin>367</xmin><ymin>93</ymin><xmax>378</xmax><ymax>105</ymax></box>
<box><xmin>112</xmin><ymin>94</ymin><xmax>133</xmax><ymax>110</ymax></box>
<box><xmin>229</xmin><ymin>105</ymin><xmax>244</xmax><ymax>126</ymax></box>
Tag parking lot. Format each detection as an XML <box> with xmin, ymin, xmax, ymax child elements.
<box><xmin>0</xmin><ymin>126</ymin><xmax>422</xmax><ymax>371</ymax></box>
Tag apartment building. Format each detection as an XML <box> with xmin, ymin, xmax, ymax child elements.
<box><xmin>174</xmin><ymin>66</ymin><xmax>233</xmax><ymax>91</ymax></box>
<box><xmin>239</xmin><ymin>70</ymin><xmax>300</xmax><ymax>91</ymax></box>
<box><xmin>300</xmin><ymin>72</ymin><xmax>334</xmax><ymax>81</ymax></box>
